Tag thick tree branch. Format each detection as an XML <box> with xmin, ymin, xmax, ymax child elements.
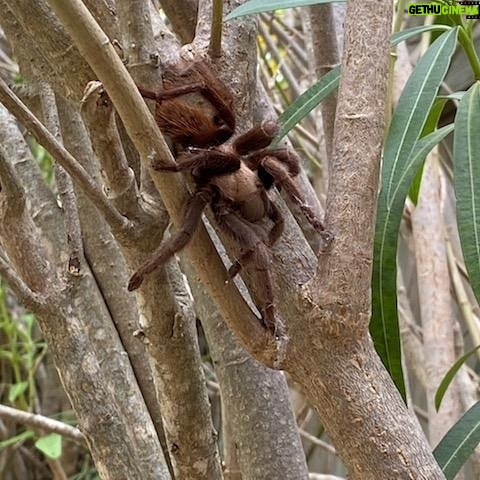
<box><xmin>55</xmin><ymin>97</ymin><xmax>175</xmax><ymax>476</ymax></box>
<box><xmin>2</xmin><ymin>0</ymin><xmax>94</xmax><ymax>101</ymax></box>
<box><xmin>311</xmin><ymin>2</ymin><xmax>388</xmax><ymax>312</ymax></box>
<box><xmin>0</xmin><ymin>105</ymin><xmax>66</xmax><ymax>254</ymax></box>
<box><xmin>412</xmin><ymin>154</ymin><xmax>463</xmax><ymax>445</ymax></box>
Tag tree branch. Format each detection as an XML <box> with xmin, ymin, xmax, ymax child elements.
<box><xmin>0</xmin><ymin>253</ymin><xmax>44</xmax><ymax>309</ymax></box>
<box><xmin>39</xmin><ymin>84</ymin><xmax>84</xmax><ymax>272</ymax></box>
<box><xmin>0</xmin><ymin>404</ymin><xmax>86</xmax><ymax>445</ymax></box>
<box><xmin>158</xmin><ymin>0</ymin><xmax>198</xmax><ymax>43</ymax></box>
<box><xmin>80</xmin><ymin>82</ymin><xmax>143</xmax><ymax>219</ymax></box>
<box><xmin>0</xmin><ymin>149</ymin><xmax>56</xmax><ymax>298</ymax></box>
<box><xmin>0</xmin><ymin>104</ymin><xmax>67</xmax><ymax>254</ymax></box>
<box><xmin>0</xmin><ymin>78</ymin><xmax>130</xmax><ymax>234</ymax></box>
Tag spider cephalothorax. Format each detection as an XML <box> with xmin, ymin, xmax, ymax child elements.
<box><xmin>128</xmin><ymin>62</ymin><xmax>326</xmax><ymax>332</ymax></box>
<box><xmin>137</xmin><ymin>61</ymin><xmax>236</xmax><ymax>149</ymax></box>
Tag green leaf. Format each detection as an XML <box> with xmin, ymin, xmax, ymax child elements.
<box><xmin>435</xmin><ymin>345</ymin><xmax>480</xmax><ymax>411</ymax></box>
<box><xmin>273</xmin><ymin>25</ymin><xmax>454</xmax><ymax>146</ymax></box>
<box><xmin>0</xmin><ymin>430</ymin><xmax>34</xmax><ymax>449</ymax></box>
<box><xmin>408</xmin><ymin>96</ymin><xmax>450</xmax><ymax>204</ymax></box>
<box><xmin>371</xmin><ymin>125</ymin><xmax>454</xmax><ymax>399</ymax></box>
<box><xmin>8</xmin><ymin>381</ymin><xmax>29</xmax><ymax>403</ymax></box>
<box><xmin>434</xmin><ymin>401</ymin><xmax>480</xmax><ymax>479</ymax></box>
<box><xmin>274</xmin><ymin>66</ymin><xmax>340</xmax><ymax>144</ymax></box>
<box><xmin>391</xmin><ymin>25</ymin><xmax>451</xmax><ymax>47</ymax></box>
<box><xmin>383</xmin><ymin>28</ymin><xmax>458</xmax><ymax>204</ymax></box>
<box><xmin>225</xmin><ymin>0</ymin><xmax>345</xmax><ymax>21</ymax></box>
<box><xmin>438</xmin><ymin>91</ymin><xmax>466</xmax><ymax>101</ymax></box>
<box><xmin>371</xmin><ymin>28</ymin><xmax>458</xmax><ymax>399</ymax></box>
<box><xmin>454</xmin><ymin>82</ymin><xmax>480</xmax><ymax>306</ymax></box>
<box><xmin>35</xmin><ymin>433</ymin><xmax>62</xmax><ymax>459</ymax></box>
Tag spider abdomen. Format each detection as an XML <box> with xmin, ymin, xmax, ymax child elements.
<box><xmin>212</xmin><ymin>164</ymin><xmax>267</xmax><ymax>222</ymax></box>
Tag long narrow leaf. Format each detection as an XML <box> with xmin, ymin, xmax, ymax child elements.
<box><xmin>274</xmin><ymin>25</ymin><xmax>453</xmax><ymax>145</ymax></box>
<box><xmin>371</xmin><ymin>28</ymin><xmax>458</xmax><ymax>399</ymax></box>
<box><xmin>435</xmin><ymin>344</ymin><xmax>480</xmax><ymax>411</ymax></box>
<box><xmin>371</xmin><ymin>125</ymin><xmax>454</xmax><ymax>399</ymax></box>
<box><xmin>391</xmin><ymin>25</ymin><xmax>451</xmax><ymax>47</ymax></box>
<box><xmin>274</xmin><ymin>66</ymin><xmax>340</xmax><ymax>144</ymax></box>
<box><xmin>383</xmin><ymin>28</ymin><xmax>458</xmax><ymax>203</ymax></box>
<box><xmin>225</xmin><ymin>0</ymin><xmax>345</xmax><ymax>21</ymax></box>
<box><xmin>454</xmin><ymin>82</ymin><xmax>480</xmax><ymax>305</ymax></box>
<box><xmin>434</xmin><ymin>401</ymin><xmax>480</xmax><ymax>479</ymax></box>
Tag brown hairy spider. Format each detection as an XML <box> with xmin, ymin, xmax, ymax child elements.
<box><xmin>128</xmin><ymin>62</ymin><xmax>326</xmax><ymax>332</ymax></box>
<box><xmin>137</xmin><ymin>61</ymin><xmax>236</xmax><ymax>149</ymax></box>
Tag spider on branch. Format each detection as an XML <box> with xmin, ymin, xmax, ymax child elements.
<box><xmin>128</xmin><ymin>61</ymin><xmax>329</xmax><ymax>332</ymax></box>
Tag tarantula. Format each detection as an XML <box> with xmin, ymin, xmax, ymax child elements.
<box><xmin>128</xmin><ymin>61</ymin><xmax>326</xmax><ymax>331</ymax></box>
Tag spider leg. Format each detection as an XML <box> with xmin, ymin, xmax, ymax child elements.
<box><xmin>260</xmin><ymin>155</ymin><xmax>325</xmax><ymax>232</ymax></box>
<box><xmin>128</xmin><ymin>187</ymin><xmax>212</xmax><ymax>291</ymax></box>
<box><xmin>232</xmin><ymin>121</ymin><xmax>279</xmax><ymax>155</ymax></box>
<box><xmin>214</xmin><ymin>209</ymin><xmax>276</xmax><ymax>332</ymax></box>
<box><xmin>247</xmin><ymin>148</ymin><xmax>301</xmax><ymax>177</ymax></box>
<box><xmin>138</xmin><ymin>82</ymin><xmax>235</xmax><ymax>132</ymax></box>
<box><xmin>266</xmin><ymin>197</ymin><xmax>285</xmax><ymax>246</ymax></box>
<box><xmin>152</xmin><ymin>150</ymin><xmax>240</xmax><ymax>176</ymax></box>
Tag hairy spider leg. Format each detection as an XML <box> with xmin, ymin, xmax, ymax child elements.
<box><xmin>138</xmin><ymin>82</ymin><xmax>235</xmax><ymax>133</ymax></box>
<box><xmin>258</xmin><ymin>155</ymin><xmax>325</xmax><ymax>232</ymax></box>
<box><xmin>152</xmin><ymin>150</ymin><xmax>241</xmax><ymax>175</ymax></box>
<box><xmin>232</xmin><ymin>120</ymin><xmax>279</xmax><ymax>155</ymax></box>
<box><xmin>266</xmin><ymin>198</ymin><xmax>285</xmax><ymax>246</ymax></box>
<box><xmin>228</xmin><ymin>195</ymin><xmax>284</xmax><ymax>279</ymax></box>
<box><xmin>247</xmin><ymin>148</ymin><xmax>301</xmax><ymax>177</ymax></box>
<box><xmin>214</xmin><ymin>206</ymin><xmax>277</xmax><ymax>332</ymax></box>
<box><xmin>127</xmin><ymin>187</ymin><xmax>212</xmax><ymax>291</ymax></box>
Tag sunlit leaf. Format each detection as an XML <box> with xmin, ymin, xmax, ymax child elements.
<box><xmin>8</xmin><ymin>381</ymin><xmax>29</xmax><ymax>403</ymax></box>
<box><xmin>35</xmin><ymin>433</ymin><xmax>62</xmax><ymax>459</ymax></box>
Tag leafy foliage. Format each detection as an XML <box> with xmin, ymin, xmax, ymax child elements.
<box><xmin>371</xmin><ymin>28</ymin><xmax>458</xmax><ymax>399</ymax></box>
<box><xmin>454</xmin><ymin>82</ymin><xmax>480</xmax><ymax>306</ymax></box>
<box><xmin>434</xmin><ymin>401</ymin><xmax>480</xmax><ymax>479</ymax></box>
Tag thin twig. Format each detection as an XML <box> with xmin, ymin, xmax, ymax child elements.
<box><xmin>308</xmin><ymin>474</ymin><xmax>345</xmax><ymax>480</ymax></box>
<box><xmin>208</xmin><ymin>0</ymin><xmax>223</xmax><ymax>58</ymax></box>
<box><xmin>0</xmin><ymin>77</ymin><xmax>130</xmax><ymax>234</ymax></box>
<box><xmin>298</xmin><ymin>427</ymin><xmax>337</xmax><ymax>455</ymax></box>
<box><xmin>0</xmin><ymin>404</ymin><xmax>86</xmax><ymax>445</ymax></box>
